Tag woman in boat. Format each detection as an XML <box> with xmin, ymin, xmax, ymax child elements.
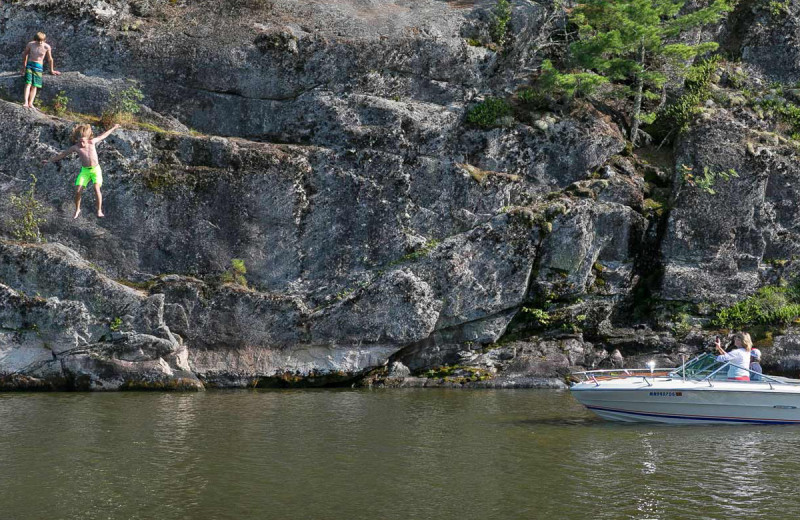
<box><xmin>714</xmin><ymin>332</ymin><xmax>753</xmax><ymax>381</ymax></box>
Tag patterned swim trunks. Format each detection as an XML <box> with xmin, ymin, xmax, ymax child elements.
<box><xmin>25</xmin><ymin>62</ymin><xmax>43</xmax><ymax>89</ymax></box>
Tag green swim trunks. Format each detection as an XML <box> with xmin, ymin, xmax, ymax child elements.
<box><xmin>75</xmin><ymin>165</ymin><xmax>103</xmax><ymax>187</ymax></box>
<box><xmin>25</xmin><ymin>62</ymin><xmax>43</xmax><ymax>89</ymax></box>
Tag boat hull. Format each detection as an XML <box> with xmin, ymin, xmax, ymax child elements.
<box><xmin>571</xmin><ymin>378</ymin><xmax>800</xmax><ymax>424</ymax></box>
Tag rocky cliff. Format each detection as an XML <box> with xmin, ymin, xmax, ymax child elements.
<box><xmin>2</xmin><ymin>0</ymin><xmax>800</xmax><ymax>390</ymax></box>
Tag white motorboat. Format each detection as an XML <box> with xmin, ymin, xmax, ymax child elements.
<box><xmin>570</xmin><ymin>353</ymin><xmax>800</xmax><ymax>424</ymax></box>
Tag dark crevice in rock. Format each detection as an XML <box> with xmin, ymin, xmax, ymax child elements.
<box><xmin>718</xmin><ymin>0</ymin><xmax>759</xmax><ymax>59</ymax></box>
<box><xmin>620</xmin><ymin>153</ymin><xmax>676</xmax><ymax>325</ymax></box>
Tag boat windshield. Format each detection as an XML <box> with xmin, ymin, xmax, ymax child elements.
<box><xmin>669</xmin><ymin>352</ymin><xmax>776</xmax><ymax>382</ymax></box>
<box><xmin>669</xmin><ymin>353</ymin><xmax>723</xmax><ymax>379</ymax></box>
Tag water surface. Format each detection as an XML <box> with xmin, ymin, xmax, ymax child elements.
<box><xmin>1</xmin><ymin>389</ymin><xmax>798</xmax><ymax>519</ymax></box>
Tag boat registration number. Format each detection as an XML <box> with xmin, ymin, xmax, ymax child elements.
<box><xmin>649</xmin><ymin>391</ymin><xmax>683</xmax><ymax>397</ymax></box>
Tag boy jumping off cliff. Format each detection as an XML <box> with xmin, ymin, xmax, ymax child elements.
<box><xmin>21</xmin><ymin>32</ymin><xmax>61</xmax><ymax>109</ymax></box>
<box><xmin>43</xmin><ymin>123</ymin><xmax>120</xmax><ymax>219</ymax></box>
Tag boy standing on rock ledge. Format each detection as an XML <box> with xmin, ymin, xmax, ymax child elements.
<box><xmin>43</xmin><ymin>123</ymin><xmax>120</xmax><ymax>219</ymax></box>
<box><xmin>21</xmin><ymin>32</ymin><xmax>61</xmax><ymax>109</ymax></box>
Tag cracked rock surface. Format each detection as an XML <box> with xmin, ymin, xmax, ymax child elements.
<box><xmin>3</xmin><ymin>0</ymin><xmax>800</xmax><ymax>389</ymax></box>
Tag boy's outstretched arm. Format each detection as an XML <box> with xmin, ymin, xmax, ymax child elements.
<box><xmin>46</xmin><ymin>46</ymin><xmax>61</xmax><ymax>76</ymax></box>
<box><xmin>42</xmin><ymin>145</ymin><xmax>76</xmax><ymax>165</ymax></box>
<box><xmin>21</xmin><ymin>44</ymin><xmax>29</xmax><ymax>75</ymax></box>
<box><xmin>92</xmin><ymin>124</ymin><xmax>120</xmax><ymax>143</ymax></box>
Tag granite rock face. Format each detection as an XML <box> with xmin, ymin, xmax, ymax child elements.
<box><xmin>726</xmin><ymin>0</ymin><xmax>800</xmax><ymax>84</ymax></box>
<box><xmin>2</xmin><ymin>0</ymin><xmax>800</xmax><ymax>389</ymax></box>
<box><xmin>0</xmin><ymin>242</ymin><xmax>201</xmax><ymax>389</ymax></box>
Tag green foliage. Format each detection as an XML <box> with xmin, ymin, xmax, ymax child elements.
<box><xmin>465</xmin><ymin>38</ymin><xmax>483</xmax><ymax>47</ymax></box>
<box><xmin>401</xmin><ymin>239</ymin><xmax>440</xmax><ymax>262</ymax></box>
<box><xmin>420</xmin><ymin>365</ymin><xmax>492</xmax><ymax>383</ymax></box>
<box><xmin>466</xmin><ymin>97</ymin><xmax>513</xmax><ymax>128</ymax></box>
<box><xmin>653</xmin><ymin>56</ymin><xmax>721</xmax><ymax>136</ymax></box>
<box><xmin>517</xmin><ymin>87</ymin><xmax>550</xmax><ymax>109</ymax></box>
<box><xmin>489</xmin><ymin>0</ymin><xmax>512</xmax><ymax>47</ymax></box>
<box><xmin>549</xmin><ymin>0</ymin><xmax>733</xmax><ymax>141</ymax></box>
<box><xmin>9</xmin><ymin>174</ymin><xmax>47</xmax><ymax>243</ymax></box>
<box><xmin>52</xmin><ymin>90</ymin><xmax>69</xmax><ymax>116</ymax></box>
<box><xmin>765</xmin><ymin>257</ymin><xmax>790</xmax><ymax>267</ymax></box>
<box><xmin>643</xmin><ymin>197</ymin><xmax>664</xmax><ymax>217</ymax></box>
<box><xmin>714</xmin><ymin>285</ymin><xmax>800</xmax><ymax>329</ymax></box>
<box><xmin>102</xmin><ymin>86</ymin><xmax>144</xmax><ymax>127</ymax></box>
<box><xmin>110</xmin><ymin>317</ymin><xmax>123</xmax><ymax>332</ymax></box>
<box><xmin>671</xmin><ymin>312</ymin><xmax>692</xmax><ymax>339</ymax></box>
<box><xmin>221</xmin><ymin>258</ymin><xmax>248</xmax><ymax>287</ymax></box>
<box><xmin>758</xmin><ymin>97</ymin><xmax>800</xmax><ymax>140</ymax></box>
<box><xmin>766</xmin><ymin>0</ymin><xmax>791</xmax><ymax>16</ymax></box>
<box><xmin>538</xmin><ymin>59</ymin><xmax>609</xmax><ymax>101</ymax></box>
<box><xmin>336</xmin><ymin>287</ymin><xmax>355</xmax><ymax>301</ymax></box>
<box><xmin>727</xmin><ymin>67</ymin><xmax>749</xmax><ymax>89</ymax></box>
<box><xmin>521</xmin><ymin>307</ymin><xmax>551</xmax><ymax>326</ymax></box>
<box><xmin>107</xmin><ymin>86</ymin><xmax>144</xmax><ymax>115</ymax></box>
<box><xmin>681</xmin><ymin>164</ymin><xmax>738</xmax><ymax>194</ymax></box>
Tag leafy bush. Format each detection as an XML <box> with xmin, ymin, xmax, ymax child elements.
<box><xmin>672</xmin><ymin>313</ymin><xmax>692</xmax><ymax>339</ymax></box>
<box><xmin>489</xmin><ymin>0</ymin><xmax>512</xmax><ymax>47</ymax></box>
<box><xmin>681</xmin><ymin>164</ymin><xmax>738</xmax><ymax>195</ymax></box>
<box><xmin>9</xmin><ymin>174</ymin><xmax>47</xmax><ymax>243</ymax></box>
<box><xmin>102</xmin><ymin>86</ymin><xmax>144</xmax><ymax>128</ymax></box>
<box><xmin>516</xmin><ymin>87</ymin><xmax>551</xmax><ymax>110</ymax></box>
<box><xmin>714</xmin><ymin>285</ymin><xmax>800</xmax><ymax>329</ymax></box>
<box><xmin>466</xmin><ymin>97</ymin><xmax>513</xmax><ymax>128</ymax></box>
<box><xmin>110</xmin><ymin>317</ymin><xmax>123</xmax><ymax>332</ymax></box>
<box><xmin>221</xmin><ymin>258</ymin><xmax>248</xmax><ymax>287</ymax></box>
<box><xmin>521</xmin><ymin>307</ymin><xmax>551</xmax><ymax>327</ymax></box>
<box><xmin>651</xmin><ymin>55</ymin><xmax>721</xmax><ymax>138</ymax></box>
<box><xmin>52</xmin><ymin>90</ymin><xmax>69</xmax><ymax>116</ymax></box>
<box><xmin>758</xmin><ymin>97</ymin><xmax>800</xmax><ymax>140</ymax></box>
<box><xmin>766</xmin><ymin>0</ymin><xmax>791</xmax><ymax>17</ymax></box>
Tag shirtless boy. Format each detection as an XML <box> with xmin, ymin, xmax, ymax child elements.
<box><xmin>43</xmin><ymin>123</ymin><xmax>120</xmax><ymax>219</ymax></box>
<box><xmin>21</xmin><ymin>32</ymin><xmax>61</xmax><ymax>109</ymax></box>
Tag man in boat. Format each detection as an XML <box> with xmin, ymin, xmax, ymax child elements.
<box><xmin>714</xmin><ymin>332</ymin><xmax>753</xmax><ymax>381</ymax></box>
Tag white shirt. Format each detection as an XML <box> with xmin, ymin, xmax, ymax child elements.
<box><xmin>715</xmin><ymin>348</ymin><xmax>751</xmax><ymax>379</ymax></box>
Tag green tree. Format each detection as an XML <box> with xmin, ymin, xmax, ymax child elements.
<box><xmin>544</xmin><ymin>0</ymin><xmax>735</xmax><ymax>144</ymax></box>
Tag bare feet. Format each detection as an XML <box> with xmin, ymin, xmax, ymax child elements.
<box><xmin>97</xmin><ymin>211</ymin><xmax>105</xmax><ymax>218</ymax></box>
<box><xmin>73</xmin><ymin>208</ymin><xmax>81</xmax><ymax>219</ymax></box>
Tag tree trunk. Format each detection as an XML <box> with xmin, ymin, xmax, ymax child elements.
<box><xmin>630</xmin><ymin>41</ymin><xmax>646</xmax><ymax>146</ymax></box>
<box><xmin>656</xmin><ymin>84</ymin><xmax>667</xmax><ymax>112</ymax></box>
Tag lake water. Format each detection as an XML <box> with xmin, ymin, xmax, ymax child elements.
<box><xmin>1</xmin><ymin>389</ymin><xmax>799</xmax><ymax>519</ymax></box>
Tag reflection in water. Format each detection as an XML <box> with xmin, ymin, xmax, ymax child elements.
<box><xmin>2</xmin><ymin>390</ymin><xmax>800</xmax><ymax>519</ymax></box>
